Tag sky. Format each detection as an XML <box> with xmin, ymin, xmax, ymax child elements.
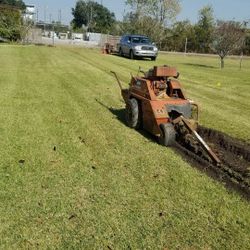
<box><xmin>24</xmin><ymin>0</ymin><xmax>250</xmax><ymax>25</ymax></box>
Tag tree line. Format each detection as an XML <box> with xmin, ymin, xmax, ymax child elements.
<box><xmin>1</xmin><ymin>0</ymin><xmax>249</xmax><ymax>67</ymax></box>
<box><xmin>72</xmin><ymin>0</ymin><xmax>249</xmax><ymax>66</ymax></box>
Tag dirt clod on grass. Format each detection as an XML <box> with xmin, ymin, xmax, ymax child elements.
<box><xmin>68</xmin><ymin>214</ymin><xmax>77</xmax><ymax>220</ymax></box>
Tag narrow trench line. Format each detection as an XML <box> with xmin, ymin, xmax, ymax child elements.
<box><xmin>173</xmin><ymin>126</ymin><xmax>250</xmax><ymax>200</ymax></box>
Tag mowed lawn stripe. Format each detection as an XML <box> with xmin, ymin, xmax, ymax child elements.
<box><xmin>62</xmin><ymin>47</ymin><xmax>250</xmax><ymax>141</ymax></box>
<box><xmin>0</xmin><ymin>45</ymin><xmax>249</xmax><ymax>249</ymax></box>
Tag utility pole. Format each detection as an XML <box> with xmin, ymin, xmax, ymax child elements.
<box><xmin>240</xmin><ymin>52</ymin><xmax>243</xmax><ymax>70</ymax></box>
<box><xmin>44</xmin><ymin>6</ymin><xmax>46</xmax><ymax>23</ymax></box>
<box><xmin>87</xmin><ymin>6</ymin><xmax>93</xmax><ymax>32</ymax></box>
<box><xmin>184</xmin><ymin>37</ymin><xmax>187</xmax><ymax>55</ymax></box>
<box><xmin>36</xmin><ymin>8</ymin><xmax>39</xmax><ymax>23</ymax></box>
<box><xmin>58</xmin><ymin>9</ymin><xmax>62</xmax><ymax>23</ymax></box>
<box><xmin>52</xmin><ymin>23</ymin><xmax>55</xmax><ymax>46</ymax></box>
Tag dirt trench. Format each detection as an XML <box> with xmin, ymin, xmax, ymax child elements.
<box><xmin>176</xmin><ymin>126</ymin><xmax>250</xmax><ymax>199</ymax></box>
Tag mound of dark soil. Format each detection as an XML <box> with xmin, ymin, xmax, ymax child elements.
<box><xmin>175</xmin><ymin>126</ymin><xmax>250</xmax><ymax>199</ymax></box>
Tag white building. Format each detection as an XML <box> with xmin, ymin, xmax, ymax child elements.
<box><xmin>72</xmin><ymin>33</ymin><xmax>84</xmax><ymax>40</ymax></box>
<box><xmin>23</xmin><ymin>5</ymin><xmax>35</xmax><ymax>22</ymax></box>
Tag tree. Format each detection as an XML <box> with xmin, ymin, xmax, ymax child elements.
<box><xmin>71</xmin><ymin>0</ymin><xmax>115</xmax><ymax>33</ymax></box>
<box><xmin>0</xmin><ymin>4</ymin><xmax>22</xmax><ymax>41</ymax></box>
<box><xmin>242</xmin><ymin>21</ymin><xmax>250</xmax><ymax>55</ymax></box>
<box><xmin>126</xmin><ymin>0</ymin><xmax>180</xmax><ymax>25</ymax></box>
<box><xmin>194</xmin><ymin>5</ymin><xmax>215</xmax><ymax>53</ymax></box>
<box><xmin>212</xmin><ymin>21</ymin><xmax>245</xmax><ymax>68</ymax></box>
<box><xmin>121</xmin><ymin>12</ymin><xmax>164</xmax><ymax>43</ymax></box>
<box><xmin>0</xmin><ymin>0</ymin><xmax>26</xmax><ymax>41</ymax></box>
<box><xmin>243</xmin><ymin>28</ymin><xmax>250</xmax><ymax>55</ymax></box>
<box><xmin>0</xmin><ymin>0</ymin><xmax>25</xmax><ymax>9</ymax></box>
<box><xmin>124</xmin><ymin>0</ymin><xmax>181</xmax><ymax>45</ymax></box>
<box><xmin>165</xmin><ymin>20</ymin><xmax>196</xmax><ymax>52</ymax></box>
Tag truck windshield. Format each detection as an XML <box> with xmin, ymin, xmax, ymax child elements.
<box><xmin>131</xmin><ymin>37</ymin><xmax>151</xmax><ymax>44</ymax></box>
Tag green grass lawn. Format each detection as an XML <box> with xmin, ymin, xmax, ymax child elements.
<box><xmin>0</xmin><ymin>45</ymin><xmax>249</xmax><ymax>249</ymax></box>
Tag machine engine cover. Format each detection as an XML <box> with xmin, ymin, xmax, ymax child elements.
<box><xmin>166</xmin><ymin>103</ymin><xmax>191</xmax><ymax>119</ymax></box>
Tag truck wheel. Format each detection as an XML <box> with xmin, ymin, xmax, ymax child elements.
<box><xmin>126</xmin><ymin>98</ymin><xmax>141</xmax><ymax>129</ymax></box>
<box><xmin>151</xmin><ymin>56</ymin><xmax>156</xmax><ymax>61</ymax></box>
<box><xmin>129</xmin><ymin>50</ymin><xmax>134</xmax><ymax>59</ymax></box>
<box><xmin>119</xmin><ymin>48</ymin><xmax>123</xmax><ymax>57</ymax></box>
<box><xmin>159</xmin><ymin>123</ymin><xmax>176</xmax><ymax>146</ymax></box>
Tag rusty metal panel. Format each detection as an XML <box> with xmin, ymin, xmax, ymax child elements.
<box><xmin>153</xmin><ymin>66</ymin><xmax>178</xmax><ymax>77</ymax></box>
<box><xmin>169</xmin><ymin>79</ymin><xmax>182</xmax><ymax>89</ymax></box>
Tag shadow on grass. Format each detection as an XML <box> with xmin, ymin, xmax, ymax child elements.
<box><xmin>95</xmin><ymin>99</ymin><xmax>157</xmax><ymax>143</ymax></box>
<box><xmin>182</xmin><ymin>63</ymin><xmax>216</xmax><ymax>69</ymax></box>
<box><xmin>110</xmin><ymin>52</ymin><xmax>152</xmax><ymax>61</ymax></box>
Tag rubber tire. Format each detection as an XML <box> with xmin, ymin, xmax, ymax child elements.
<box><xmin>151</xmin><ymin>56</ymin><xmax>156</xmax><ymax>61</ymax></box>
<box><xmin>119</xmin><ymin>47</ymin><xmax>123</xmax><ymax>57</ymax></box>
<box><xmin>159</xmin><ymin>123</ymin><xmax>176</xmax><ymax>146</ymax></box>
<box><xmin>129</xmin><ymin>50</ymin><xmax>134</xmax><ymax>60</ymax></box>
<box><xmin>126</xmin><ymin>98</ymin><xmax>141</xmax><ymax>129</ymax></box>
